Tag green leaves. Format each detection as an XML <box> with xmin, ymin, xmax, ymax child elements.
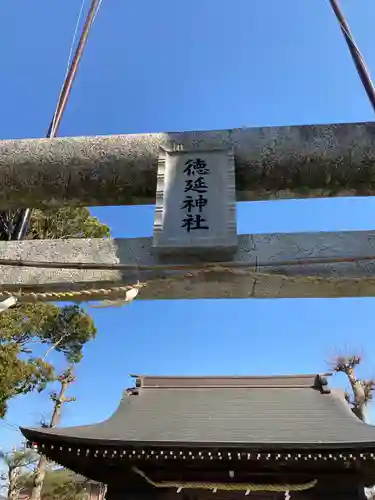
<box><xmin>0</xmin><ymin>303</ymin><xmax>97</xmax><ymax>360</ymax></box>
<box><xmin>20</xmin><ymin>469</ymin><xmax>89</xmax><ymax>500</ymax></box>
<box><xmin>27</xmin><ymin>207</ymin><xmax>110</xmax><ymax>240</ymax></box>
<box><xmin>0</xmin><ymin>449</ymin><xmax>38</xmax><ymax>470</ymax></box>
<box><xmin>41</xmin><ymin>305</ymin><xmax>97</xmax><ymax>363</ymax></box>
<box><xmin>0</xmin><ymin>206</ymin><xmax>107</xmax><ymax>500</ymax></box>
<box><xmin>0</xmin><ymin>304</ymin><xmax>96</xmax><ymax>417</ymax></box>
<box><xmin>0</xmin><ymin>206</ymin><xmax>105</xmax><ymax>417</ymax></box>
<box><xmin>0</xmin><ymin>342</ymin><xmax>54</xmax><ymax>418</ymax></box>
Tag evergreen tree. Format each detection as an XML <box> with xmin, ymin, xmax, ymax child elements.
<box><xmin>0</xmin><ymin>207</ymin><xmax>108</xmax><ymax>416</ymax></box>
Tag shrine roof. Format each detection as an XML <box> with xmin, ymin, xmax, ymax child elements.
<box><xmin>20</xmin><ymin>373</ymin><xmax>375</xmax><ymax>449</ymax></box>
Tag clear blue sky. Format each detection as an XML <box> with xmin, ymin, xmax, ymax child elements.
<box><xmin>1</xmin><ymin>0</ymin><xmax>375</xmax><ymax>450</ymax></box>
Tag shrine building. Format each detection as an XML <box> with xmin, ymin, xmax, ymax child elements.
<box><xmin>20</xmin><ymin>373</ymin><xmax>375</xmax><ymax>499</ymax></box>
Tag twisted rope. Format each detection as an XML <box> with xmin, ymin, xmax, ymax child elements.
<box><xmin>132</xmin><ymin>467</ymin><xmax>317</xmax><ymax>493</ymax></box>
<box><xmin>0</xmin><ymin>283</ymin><xmax>146</xmax><ymax>303</ymax></box>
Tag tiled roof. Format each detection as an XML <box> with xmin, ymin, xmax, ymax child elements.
<box><xmin>20</xmin><ymin>373</ymin><xmax>375</xmax><ymax>449</ymax></box>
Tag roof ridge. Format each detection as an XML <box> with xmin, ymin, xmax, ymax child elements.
<box><xmin>133</xmin><ymin>373</ymin><xmax>332</xmax><ymax>389</ymax></box>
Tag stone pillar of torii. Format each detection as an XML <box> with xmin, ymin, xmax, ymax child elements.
<box><xmin>0</xmin><ymin>121</ymin><xmax>375</xmax><ymax>303</ymax></box>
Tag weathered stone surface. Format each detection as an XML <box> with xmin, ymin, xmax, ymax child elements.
<box><xmin>1</xmin><ymin>231</ymin><xmax>375</xmax><ymax>301</ymax></box>
<box><xmin>153</xmin><ymin>149</ymin><xmax>237</xmax><ymax>256</ymax></box>
<box><xmin>0</xmin><ymin>121</ymin><xmax>375</xmax><ymax>208</ymax></box>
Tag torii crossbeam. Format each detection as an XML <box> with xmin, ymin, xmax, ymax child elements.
<box><xmin>0</xmin><ymin>121</ymin><xmax>375</xmax><ymax>209</ymax></box>
<box><xmin>0</xmin><ymin>121</ymin><xmax>375</xmax><ymax>302</ymax></box>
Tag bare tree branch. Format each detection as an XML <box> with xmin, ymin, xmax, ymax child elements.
<box><xmin>42</xmin><ymin>333</ymin><xmax>69</xmax><ymax>360</ymax></box>
<box><xmin>330</xmin><ymin>353</ymin><xmax>373</xmax><ymax>422</ymax></box>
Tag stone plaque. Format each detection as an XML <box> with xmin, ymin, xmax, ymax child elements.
<box><xmin>153</xmin><ymin>148</ymin><xmax>237</xmax><ymax>257</ymax></box>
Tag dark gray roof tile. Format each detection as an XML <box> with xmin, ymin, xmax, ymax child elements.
<box><xmin>20</xmin><ymin>374</ymin><xmax>375</xmax><ymax>449</ymax></box>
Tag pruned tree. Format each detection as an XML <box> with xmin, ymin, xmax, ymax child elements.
<box><xmin>0</xmin><ymin>304</ymin><xmax>96</xmax><ymax>418</ymax></box>
<box><xmin>30</xmin><ymin>367</ymin><xmax>77</xmax><ymax>500</ymax></box>
<box><xmin>0</xmin><ymin>448</ymin><xmax>38</xmax><ymax>500</ymax></box>
<box><xmin>0</xmin><ymin>205</ymin><xmax>108</xmax><ymax>416</ymax></box>
<box><xmin>331</xmin><ymin>354</ymin><xmax>375</xmax><ymax>421</ymax></box>
<box><xmin>0</xmin><ymin>208</ymin><xmax>107</xmax><ymax>494</ymax></box>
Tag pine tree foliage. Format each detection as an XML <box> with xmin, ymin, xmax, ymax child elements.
<box><xmin>27</xmin><ymin>208</ymin><xmax>110</xmax><ymax>240</ymax></box>
<box><xmin>0</xmin><ymin>206</ymin><xmax>106</xmax><ymax>417</ymax></box>
<box><xmin>0</xmin><ymin>304</ymin><xmax>96</xmax><ymax>417</ymax></box>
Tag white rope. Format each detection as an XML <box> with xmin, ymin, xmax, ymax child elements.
<box><xmin>0</xmin><ymin>282</ymin><xmax>145</xmax><ymax>305</ymax></box>
<box><xmin>0</xmin><ymin>296</ymin><xmax>17</xmax><ymax>312</ymax></box>
<box><xmin>89</xmin><ymin>287</ymin><xmax>139</xmax><ymax>308</ymax></box>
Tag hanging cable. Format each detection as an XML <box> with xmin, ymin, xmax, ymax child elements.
<box><xmin>49</xmin><ymin>0</ymin><xmax>87</xmax><ymax>138</ymax></box>
<box><xmin>46</xmin><ymin>0</ymin><xmax>104</xmax><ymax>139</ymax></box>
<box><xmin>329</xmin><ymin>0</ymin><xmax>375</xmax><ymax>113</ymax></box>
<box><xmin>6</xmin><ymin>0</ymin><xmax>104</xmax><ymax>241</ymax></box>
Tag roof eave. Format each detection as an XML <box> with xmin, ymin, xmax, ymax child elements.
<box><xmin>21</xmin><ymin>427</ymin><xmax>375</xmax><ymax>451</ymax></box>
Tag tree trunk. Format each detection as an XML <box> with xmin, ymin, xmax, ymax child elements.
<box><xmin>7</xmin><ymin>465</ymin><xmax>20</xmax><ymax>500</ymax></box>
<box><xmin>347</xmin><ymin>368</ymin><xmax>366</xmax><ymax>421</ymax></box>
<box><xmin>30</xmin><ymin>371</ymin><xmax>74</xmax><ymax>500</ymax></box>
<box><xmin>29</xmin><ymin>455</ymin><xmax>48</xmax><ymax>500</ymax></box>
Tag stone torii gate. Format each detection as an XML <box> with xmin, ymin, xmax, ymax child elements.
<box><xmin>1</xmin><ymin>120</ymin><xmax>375</xmax><ymax>303</ymax></box>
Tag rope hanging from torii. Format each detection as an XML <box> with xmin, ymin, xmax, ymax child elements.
<box><xmin>132</xmin><ymin>466</ymin><xmax>318</xmax><ymax>495</ymax></box>
<box><xmin>1</xmin><ymin>259</ymin><xmax>375</xmax><ymax>304</ymax></box>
